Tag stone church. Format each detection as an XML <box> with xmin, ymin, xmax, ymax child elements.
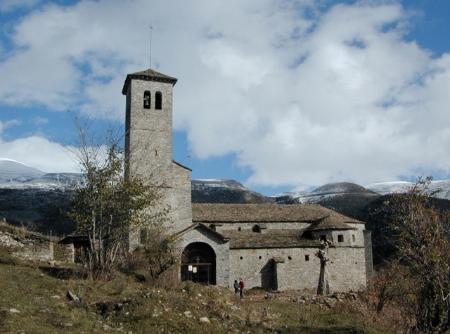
<box><xmin>122</xmin><ymin>68</ymin><xmax>373</xmax><ymax>292</ymax></box>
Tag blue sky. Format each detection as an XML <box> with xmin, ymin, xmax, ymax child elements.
<box><xmin>0</xmin><ymin>0</ymin><xmax>449</xmax><ymax>195</ymax></box>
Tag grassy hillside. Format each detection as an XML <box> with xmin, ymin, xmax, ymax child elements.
<box><xmin>0</xmin><ymin>248</ymin><xmax>388</xmax><ymax>334</ymax></box>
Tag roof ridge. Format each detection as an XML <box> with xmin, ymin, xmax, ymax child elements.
<box><xmin>192</xmin><ymin>203</ymin><xmax>365</xmax><ymax>224</ymax></box>
<box><xmin>122</xmin><ymin>68</ymin><xmax>178</xmax><ymax>94</ymax></box>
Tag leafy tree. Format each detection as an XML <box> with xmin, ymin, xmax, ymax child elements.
<box><xmin>68</xmin><ymin>127</ymin><xmax>167</xmax><ymax>280</ymax></box>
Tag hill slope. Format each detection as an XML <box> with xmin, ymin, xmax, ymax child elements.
<box><xmin>0</xmin><ymin>246</ymin><xmax>388</xmax><ymax>334</ymax></box>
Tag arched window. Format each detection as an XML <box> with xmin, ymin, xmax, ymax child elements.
<box><xmin>155</xmin><ymin>91</ymin><xmax>162</xmax><ymax>110</ymax></box>
<box><xmin>143</xmin><ymin>91</ymin><xmax>151</xmax><ymax>109</ymax></box>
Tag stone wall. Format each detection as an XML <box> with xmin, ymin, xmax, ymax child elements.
<box><xmin>54</xmin><ymin>242</ymin><xmax>74</xmax><ymax>263</ymax></box>
<box><xmin>327</xmin><ymin>247</ymin><xmax>367</xmax><ymax>292</ymax></box>
<box><xmin>0</xmin><ymin>225</ymin><xmax>54</xmax><ymax>262</ymax></box>
<box><xmin>215</xmin><ymin>222</ymin><xmax>311</xmax><ymax>233</ymax></box>
<box><xmin>310</xmin><ymin>229</ymin><xmax>365</xmax><ymax>247</ymax></box>
<box><xmin>229</xmin><ymin>247</ymin><xmax>320</xmax><ymax>291</ymax></box>
<box><xmin>363</xmin><ymin>230</ymin><xmax>374</xmax><ymax>278</ymax></box>
<box><xmin>230</xmin><ymin>246</ymin><xmax>367</xmax><ymax>292</ymax></box>
<box><xmin>168</xmin><ymin>162</ymin><xmax>193</xmax><ymax>233</ymax></box>
<box><xmin>126</xmin><ymin>79</ymin><xmax>174</xmax><ymax>176</ymax></box>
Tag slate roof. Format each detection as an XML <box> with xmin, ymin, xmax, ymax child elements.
<box><xmin>122</xmin><ymin>68</ymin><xmax>178</xmax><ymax>94</ymax></box>
<box><xmin>192</xmin><ymin>203</ymin><xmax>363</xmax><ymax>224</ymax></box>
<box><xmin>173</xmin><ymin>223</ymin><xmax>230</xmax><ymax>243</ymax></box>
<box><xmin>221</xmin><ymin>229</ymin><xmax>322</xmax><ymax>249</ymax></box>
<box><xmin>305</xmin><ymin>216</ymin><xmax>356</xmax><ymax>231</ymax></box>
<box><xmin>172</xmin><ymin>160</ymin><xmax>192</xmax><ymax>171</ymax></box>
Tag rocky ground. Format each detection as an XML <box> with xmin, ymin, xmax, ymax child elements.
<box><xmin>0</xmin><ymin>246</ymin><xmax>387</xmax><ymax>334</ymax></box>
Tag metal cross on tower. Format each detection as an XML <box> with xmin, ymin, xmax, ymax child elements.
<box><xmin>149</xmin><ymin>24</ymin><xmax>153</xmax><ymax>69</ymax></box>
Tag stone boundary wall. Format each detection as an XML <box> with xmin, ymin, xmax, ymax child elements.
<box><xmin>0</xmin><ymin>222</ymin><xmax>55</xmax><ymax>262</ymax></box>
<box><xmin>54</xmin><ymin>242</ymin><xmax>75</xmax><ymax>263</ymax></box>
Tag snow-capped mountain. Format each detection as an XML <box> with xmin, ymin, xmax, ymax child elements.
<box><xmin>0</xmin><ymin>159</ymin><xmax>45</xmax><ymax>182</ymax></box>
<box><xmin>366</xmin><ymin>180</ymin><xmax>450</xmax><ymax>200</ymax></box>
<box><xmin>192</xmin><ymin>179</ymin><xmax>247</xmax><ymax>190</ymax></box>
<box><xmin>274</xmin><ymin>182</ymin><xmax>378</xmax><ymax>204</ymax></box>
<box><xmin>0</xmin><ymin>159</ymin><xmax>83</xmax><ymax>189</ymax></box>
<box><xmin>0</xmin><ymin>161</ymin><xmax>271</xmax><ymax>235</ymax></box>
<box><xmin>2</xmin><ymin>158</ymin><xmax>449</xmax><ymax>202</ymax></box>
<box><xmin>192</xmin><ymin>179</ymin><xmax>269</xmax><ymax>203</ymax></box>
<box><xmin>0</xmin><ymin>160</ymin><xmax>269</xmax><ymax>203</ymax></box>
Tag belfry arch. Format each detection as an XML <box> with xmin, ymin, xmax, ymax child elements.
<box><xmin>181</xmin><ymin>242</ymin><xmax>216</xmax><ymax>285</ymax></box>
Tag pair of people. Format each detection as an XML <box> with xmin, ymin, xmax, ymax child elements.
<box><xmin>233</xmin><ymin>278</ymin><xmax>244</xmax><ymax>298</ymax></box>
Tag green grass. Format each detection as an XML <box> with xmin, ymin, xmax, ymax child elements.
<box><xmin>0</xmin><ymin>250</ymin><xmax>390</xmax><ymax>334</ymax></box>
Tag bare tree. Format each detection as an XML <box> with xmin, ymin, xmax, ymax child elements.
<box><xmin>316</xmin><ymin>240</ymin><xmax>330</xmax><ymax>295</ymax></box>
<box><xmin>368</xmin><ymin>260</ymin><xmax>413</xmax><ymax>313</ymax></box>
<box><xmin>385</xmin><ymin>177</ymin><xmax>450</xmax><ymax>333</ymax></box>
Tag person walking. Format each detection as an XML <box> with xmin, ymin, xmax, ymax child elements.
<box><xmin>239</xmin><ymin>278</ymin><xmax>244</xmax><ymax>299</ymax></box>
<box><xmin>233</xmin><ymin>280</ymin><xmax>239</xmax><ymax>296</ymax></box>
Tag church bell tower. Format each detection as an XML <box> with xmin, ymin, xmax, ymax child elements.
<box><xmin>122</xmin><ymin>68</ymin><xmax>192</xmax><ymax>242</ymax></box>
<box><xmin>122</xmin><ymin>68</ymin><xmax>177</xmax><ymax>182</ymax></box>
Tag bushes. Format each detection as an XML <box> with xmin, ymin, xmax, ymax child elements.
<box><xmin>0</xmin><ymin>247</ymin><xmax>19</xmax><ymax>265</ymax></box>
<box><xmin>366</xmin><ymin>178</ymin><xmax>450</xmax><ymax>333</ymax></box>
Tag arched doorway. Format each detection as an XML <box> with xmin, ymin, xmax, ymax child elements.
<box><xmin>181</xmin><ymin>242</ymin><xmax>216</xmax><ymax>285</ymax></box>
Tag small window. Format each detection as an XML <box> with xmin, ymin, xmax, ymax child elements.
<box><xmin>258</xmin><ymin>256</ymin><xmax>262</xmax><ymax>260</ymax></box>
<box><xmin>238</xmin><ymin>227</ymin><xmax>241</xmax><ymax>231</ymax></box>
<box><xmin>305</xmin><ymin>255</ymin><xmax>310</xmax><ymax>261</ymax></box>
<box><xmin>288</xmin><ymin>256</ymin><xmax>292</xmax><ymax>260</ymax></box>
<box><xmin>143</xmin><ymin>91</ymin><xmax>151</xmax><ymax>109</ymax></box>
<box><xmin>240</xmin><ymin>256</ymin><xmax>243</xmax><ymax>260</ymax></box>
<box><xmin>338</xmin><ymin>234</ymin><xmax>344</xmax><ymax>242</ymax></box>
<box><xmin>252</xmin><ymin>225</ymin><xmax>261</xmax><ymax>233</ymax></box>
<box><xmin>352</xmin><ymin>234</ymin><xmax>356</xmax><ymax>242</ymax></box>
<box><xmin>155</xmin><ymin>91</ymin><xmax>162</xmax><ymax>109</ymax></box>
<box><xmin>140</xmin><ymin>228</ymin><xmax>148</xmax><ymax>244</ymax></box>
<box><xmin>319</xmin><ymin>235</ymin><xmax>327</xmax><ymax>241</ymax></box>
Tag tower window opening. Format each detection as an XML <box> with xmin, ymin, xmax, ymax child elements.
<box><xmin>305</xmin><ymin>254</ymin><xmax>310</xmax><ymax>261</ymax></box>
<box><xmin>143</xmin><ymin>91</ymin><xmax>151</xmax><ymax>109</ymax></box>
<box><xmin>155</xmin><ymin>91</ymin><xmax>162</xmax><ymax>109</ymax></box>
<box><xmin>252</xmin><ymin>225</ymin><xmax>261</xmax><ymax>233</ymax></box>
<box><xmin>140</xmin><ymin>228</ymin><xmax>148</xmax><ymax>244</ymax></box>
<box><xmin>352</xmin><ymin>234</ymin><xmax>356</xmax><ymax>242</ymax></box>
<box><xmin>338</xmin><ymin>234</ymin><xmax>344</xmax><ymax>242</ymax></box>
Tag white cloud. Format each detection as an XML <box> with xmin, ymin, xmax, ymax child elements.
<box><xmin>0</xmin><ymin>0</ymin><xmax>450</xmax><ymax>188</ymax></box>
<box><xmin>0</xmin><ymin>119</ymin><xmax>21</xmax><ymax>134</ymax></box>
<box><xmin>32</xmin><ymin>116</ymin><xmax>48</xmax><ymax>125</ymax></box>
<box><xmin>0</xmin><ymin>0</ymin><xmax>40</xmax><ymax>12</ymax></box>
<box><xmin>0</xmin><ymin>122</ymin><xmax>80</xmax><ymax>173</ymax></box>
